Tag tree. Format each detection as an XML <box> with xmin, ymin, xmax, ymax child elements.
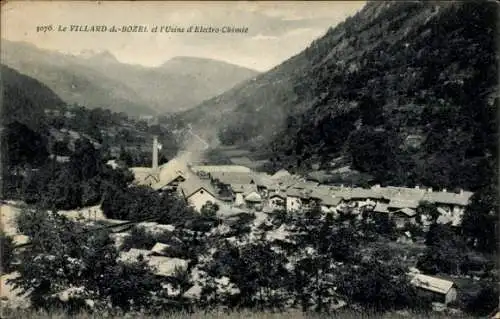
<box><xmin>1</xmin><ymin>231</ymin><xmax>15</xmax><ymax>273</ymax></box>
<box><xmin>1</xmin><ymin>121</ymin><xmax>48</xmax><ymax>168</ymax></box>
<box><xmin>70</xmin><ymin>138</ymin><xmax>102</xmax><ymax>181</ymax></box>
<box><xmin>418</xmin><ymin>224</ymin><xmax>468</xmax><ymax>275</ymax></box>
<box><xmin>465</xmin><ymin>282</ymin><xmax>499</xmax><ymax>317</ymax></box>
<box><xmin>338</xmin><ymin>260</ymin><xmax>430</xmax><ymax>312</ymax></box>
<box><xmin>416</xmin><ymin>201</ymin><xmax>440</xmax><ymax>225</ymax></box>
<box><xmin>119</xmin><ymin>146</ymin><xmax>134</xmax><ymax>166</ymax></box>
<box><xmin>347</xmin><ymin>128</ymin><xmax>396</xmax><ymax>182</ymax></box>
<box><xmin>51</xmin><ymin>141</ymin><xmax>71</xmax><ymax>156</ymax></box>
<box><xmin>462</xmin><ymin>184</ymin><xmax>499</xmax><ymax>252</ymax></box>
<box><xmin>200</xmin><ymin>202</ymin><xmax>219</xmax><ymax>219</ymax></box>
<box><xmin>10</xmin><ymin>210</ymin><xmax>163</xmax><ymax>314</ymax></box>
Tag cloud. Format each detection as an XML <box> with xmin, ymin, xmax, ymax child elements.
<box><xmin>251</xmin><ymin>34</ymin><xmax>279</xmax><ymax>41</ymax></box>
<box><xmin>1</xmin><ymin>1</ymin><xmax>366</xmax><ymax>71</ymax></box>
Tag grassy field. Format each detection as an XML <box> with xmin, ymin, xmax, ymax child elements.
<box><xmin>203</xmin><ymin>146</ymin><xmax>272</xmax><ymax>170</ymax></box>
<box><xmin>0</xmin><ymin>308</ymin><xmax>477</xmax><ymax>319</ymax></box>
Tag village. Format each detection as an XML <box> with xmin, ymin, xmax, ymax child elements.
<box><xmin>130</xmin><ymin>137</ymin><xmax>473</xmax><ymax>232</ymax></box>
<box><xmin>0</xmin><ymin>132</ymin><xmax>484</xmax><ymax>314</ymax></box>
<box><xmin>105</xmin><ymin>136</ymin><xmax>476</xmax><ymax>309</ymax></box>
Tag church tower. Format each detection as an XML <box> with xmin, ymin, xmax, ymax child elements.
<box><xmin>152</xmin><ymin>135</ymin><xmax>159</xmax><ymax>175</ymax></box>
<box><xmin>151</xmin><ymin>116</ymin><xmax>161</xmax><ymax>179</ymax></box>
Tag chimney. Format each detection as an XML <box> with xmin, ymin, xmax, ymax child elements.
<box><xmin>427</xmin><ymin>188</ymin><xmax>433</xmax><ymax>193</ymax></box>
<box><xmin>443</xmin><ymin>188</ymin><xmax>447</xmax><ymax>193</ymax></box>
<box><xmin>152</xmin><ymin>135</ymin><xmax>159</xmax><ymax>173</ymax></box>
<box><xmin>459</xmin><ymin>189</ymin><xmax>464</xmax><ymax>195</ymax></box>
<box><xmin>415</xmin><ymin>186</ymin><xmax>420</xmax><ymax>189</ymax></box>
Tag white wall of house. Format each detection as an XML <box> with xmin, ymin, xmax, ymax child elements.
<box><xmin>436</xmin><ymin>204</ymin><xmax>466</xmax><ymax>226</ymax></box>
<box><xmin>320</xmin><ymin>205</ymin><xmax>339</xmax><ymax>216</ymax></box>
<box><xmin>355</xmin><ymin>198</ymin><xmax>377</xmax><ymax>208</ymax></box>
<box><xmin>445</xmin><ymin>287</ymin><xmax>457</xmax><ymax>304</ymax></box>
<box><xmin>286</xmin><ymin>196</ymin><xmax>301</xmax><ymax>212</ymax></box>
<box><xmin>144</xmin><ymin>175</ymin><xmax>158</xmax><ymax>187</ymax></box>
<box><xmin>187</xmin><ymin>189</ymin><xmax>219</xmax><ymax>212</ymax></box>
<box><xmin>393</xmin><ymin>215</ymin><xmax>416</xmax><ymax>229</ymax></box>
<box><xmin>234</xmin><ymin>193</ymin><xmax>245</xmax><ymax>207</ymax></box>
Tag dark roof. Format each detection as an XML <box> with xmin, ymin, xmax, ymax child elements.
<box><xmin>286</xmin><ymin>188</ymin><xmax>305</xmax><ymax>198</ymax></box>
<box><xmin>269</xmin><ymin>192</ymin><xmax>286</xmax><ymax>199</ymax></box>
<box><xmin>210</xmin><ymin>172</ymin><xmax>256</xmax><ymax>185</ymax></box>
<box><xmin>388</xmin><ymin>198</ymin><xmax>420</xmax><ymax>209</ymax></box>
<box><xmin>271</xmin><ymin>169</ymin><xmax>292</xmax><ymax>180</ymax></box>
<box><xmin>231</xmin><ymin>183</ymin><xmax>258</xmax><ymax>195</ymax></box>
<box><xmin>179</xmin><ymin>175</ymin><xmax>218</xmax><ymax>199</ymax></box>
<box><xmin>394</xmin><ymin>207</ymin><xmax>417</xmax><ymax>217</ymax></box>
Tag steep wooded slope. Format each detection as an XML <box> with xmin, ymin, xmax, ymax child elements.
<box><xmin>1</xmin><ymin>64</ymin><xmax>64</xmax><ymax>131</ymax></box>
<box><xmin>180</xmin><ymin>1</ymin><xmax>498</xmax><ymax>190</ymax></box>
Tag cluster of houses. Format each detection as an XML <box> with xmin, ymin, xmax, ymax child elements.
<box><xmin>129</xmin><ymin>138</ymin><xmax>474</xmax><ymax>230</ymax></box>
<box><xmin>115</xmin><ymin>138</ymin><xmax>478</xmax><ymax>307</ymax></box>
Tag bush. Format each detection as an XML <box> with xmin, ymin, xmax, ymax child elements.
<box><xmin>10</xmin><ymin>209</ymin><xmax>164</xmax><ymax>314</ymax></box>
<box><xmin>465</xmin><ymin>283</ymin><xmax>499</xmax><ymax>316</ymax></box>
<box><xmin>16</xmin><ymin>206</ymin><xmax>48</xmax><ymax>238</ymax></box>
<box><xmin>338</xmin><ymin>260</ymin><xmax>432</xmax><ymax>312</ymax></box>
<box><xmin>121</xmin><ymin>227</ymin><xmax>173</xmax><ymax>251</ymax></box>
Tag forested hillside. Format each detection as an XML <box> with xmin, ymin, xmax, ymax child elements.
<box><xmin>179</xmin><ymin>1</ymin><xmax>498</xmax><ymax>191</ymax></box>
<box><xmin>1</xmin><ymin>40</ymin><xmax>258</xmax><ymax>115</ymax></box>
<box><xmin>1</xmin><ymin>65</ymin><xmax>179</xmax><ymax>202</ymax></box>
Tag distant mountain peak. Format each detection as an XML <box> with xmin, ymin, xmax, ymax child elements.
<box><xmin>161</xmin><ymin>56</ymin><xmax>254</xmax><ymax>71</ymax></box>
<box><xmin>79</xmin><ymin>50</ymin><xmax>118</xmax><ymax>63</ymax></box>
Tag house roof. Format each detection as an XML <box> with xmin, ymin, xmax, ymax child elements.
<box><xmin>279</xmin><ymin>176</ymin><xmax>300</xmax><ymax>188</ymax></box>
<box><xmin>191</xmin><ymin>165</ymin><xmax>251</xmax><ymax>174</ymax></box>
<box><xmin>374</xmin><ymin>202</ymin><xmax>389</xmax><ymax>213</ymax></box>
<box><xmin>267</xmin><ymin>183</ymin><xmax>278</xmax><ymax>191</ymax></box>
<box><xmin>178</xmin><ymin>175</ymin><xmax>218</xmax><ymax>199</ymax></box>
<box><xmin>244</xmin><ymin>191</ymin><xmax>263</xmax><ymax>203</ymax></box>
<box><xmin>330</xmin><ymin>187</ymin><xmax>382</xmax><ymax>201</ymax></box>
<box><xmin>152</xmin><ymin>158</ymin><xmax>190</xmax><ymax>190</ymax></box>
<box><xmin>286</xmin><ymin>188</ymin><xmax>306</xmax><ymax>198</ymax></box>
<box><xmin>118</xmin><ymin>248</ymin><xmax>152</xmax><ymax>263</ymax></box>
<box><xmin>351</xmin><ymin>188</ymin><xmax>383</xmax><ymax>199</ymax></box>
<box><xmin>394</xmin><ymin>207</ymin><xmax>417</xmax><ymax>217</ymax></box>
<box><xmin>151</xmin><ymin>243</ymin><xmax>171</xmax><ymax>255</ymax></box>
<box><xmin>269</xmin><ymin>192</ymin><xmax>286</xmax><ymax>199</ymax></box>
<box><xmin>130</xmin><ymin>167</ymin><xmax>157</xmax><ymax>185</ymax></box>
<box><xmin>253</xmin><ymin>173</ymin><xmax>275</xmax><ymax>187</ymax></box>
<box><xmin>331</xmin><ymin>165</ymin><xmax>352</xmax><ymax>174</ymax></box>
<box><xmin>410</xmin><ymin>274</ymin><xmax>455</xmax><ymax>295</ymax></box>
<box><xmin>148</xmin><ymin>256</ymin><xmax>189</xmax><ymax>277</ymax></box>
<box><xmin>388</xmin><ymin>198</ymin><xmax>420</xmax><ymax>209</ymax></box>
<box><xmin>231</xmin><ymin>183</ymin><xmax>258</xmax><ymax>195</ymax></box>
<box><xmin>316</xmin><ymin>194</ymin><xmax>343</xmax><ymax>206</ymax></box>
<box><xmin>271</xmin><ymin>169</ymin><xmax>292</xmax><ymax>180</ymax></box>
<box><xmin>292</xmin><ymin>181</ymin><xmax>318</xmax><ymax>190</ymax></box>
<box><xmin>211</xmin><ymin>172</ymin><xmax>256</xmax><ymax>185</ymax></box>
<box><xmin>306</xmin><ymin>171</ymin><xmax>333</xmax><ymax>183</ymax></box>
<box><xmin>422</xmin><ymin>191</ymin><xmax>473</xmax><ymax>206</ymax></box>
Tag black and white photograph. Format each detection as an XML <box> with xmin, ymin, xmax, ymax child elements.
<box><xmin>0</xmin><ymin>1</ymin><xmax>498</xmax><ymax>318</ymax></box>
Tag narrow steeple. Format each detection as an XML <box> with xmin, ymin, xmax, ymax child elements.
<box><xmin>152</xmin><ymin>135</ymin><xmax>159</xmax><ymax>173</ymax></box>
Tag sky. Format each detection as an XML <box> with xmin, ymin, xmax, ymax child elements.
<box><xmin>1</xmin><ymin>1</ymin><xmax>365</xmax><ymax>72</ymax></box>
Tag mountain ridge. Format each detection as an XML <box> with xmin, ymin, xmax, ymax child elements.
<box><xmin>1</xmin><ymin>40</ymin><xmax>259</xmax><ymax>115</ymax></box>
<box><xmin>177</xmin><ymin>0</ymin><xmax>498</xmax><ymax>191</ymax></box>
